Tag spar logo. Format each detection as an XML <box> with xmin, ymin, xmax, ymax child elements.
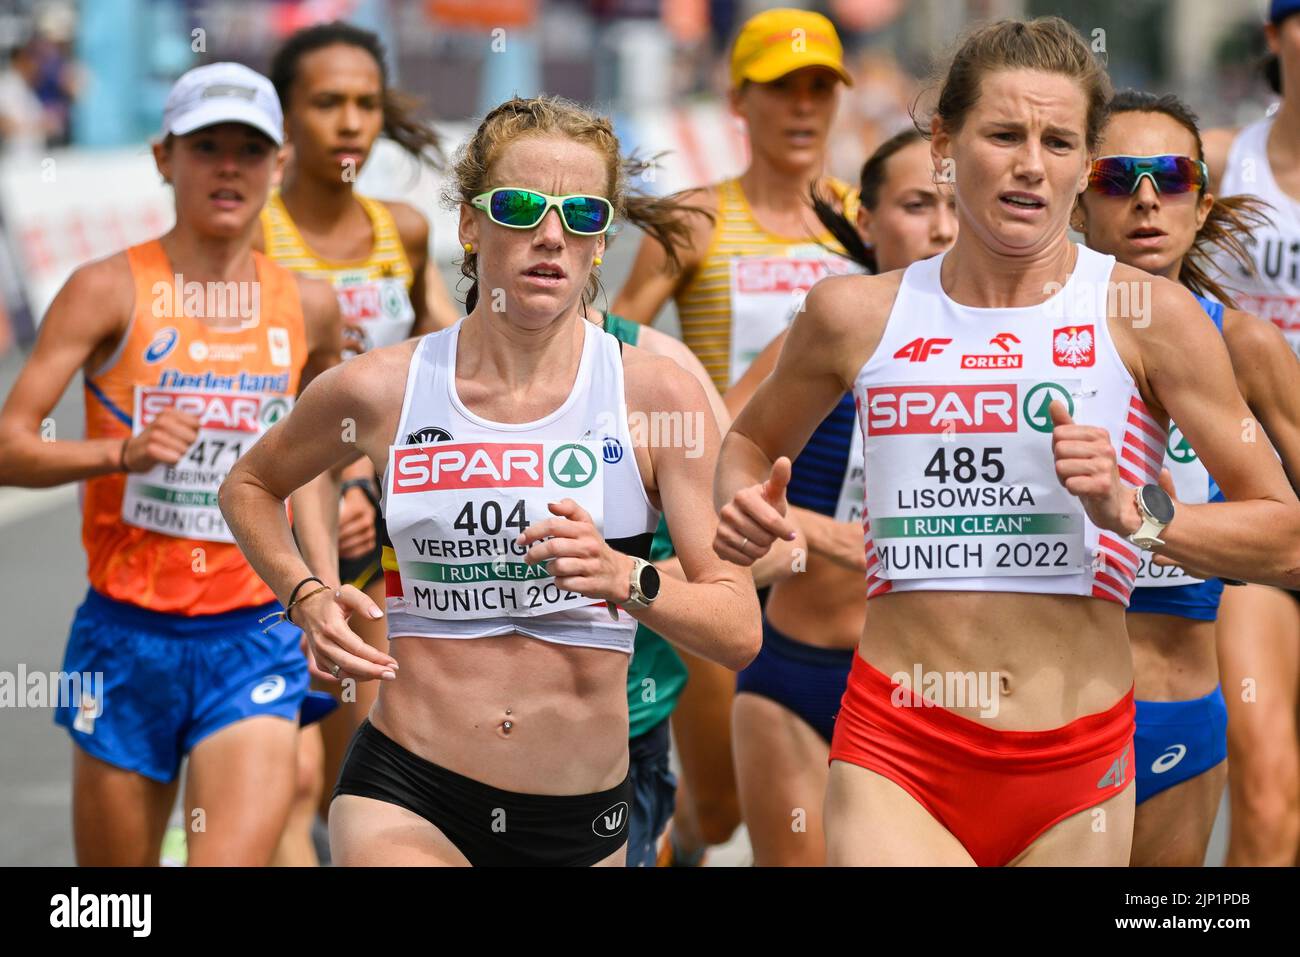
<box><xmin>1167</xmin><ymin>424</ymin><xmax>1196</xmax><ymax>464</ymax></box>
<box><xmin>337</xmin><ymin>279</ymin><xmax>407</xmax><ymax>322</ymax></box>
<box><xmin>865</xmin><ymin>384</ymin><xmax>1017</xmax><ymax>435</ymax></box>
<box><xmin>391</xmin><ymin>442</ymin><xmax>543</xmax><ymax>493</ymax></box>
<box><xmin>733</xmin><ymin>257</ymin><xmax>850</xmax><ymax>294</ymax></box>
<box><xmin>1022</xmin><ymin>382</ymin><xmax>1074</xmax><ymax>433</ymax></box>
<box><xmin>549</xmin><ymin>443</ymin><xmax>597</xmax><ymax>488</ymax></box>
<box><xmin>139</xmin><ymin>390</ymin><xmax>266</xmax><ymax>433</ymax></box>
<box><xmin>260</xmin><ymin>397</ymin><xmax>290</xmax><ymax>428</ymax></box>
<box><xmin>143</xmin><ymin>327</ymin><xmax>179</xmax><ymax>364</ymax></box>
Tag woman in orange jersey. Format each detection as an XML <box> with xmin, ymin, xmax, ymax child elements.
<box><xmin>259</xmin><ymin>21</ymin><xmax>457</xmax><ymax>864</ymax></box>
<box><xmin>0</xmin><ymin>63</ymin><xmax>343</xmax><ymax>866</ymax></box>
<box><xmin>611</xmin><ymin>7</ymin><xmax>859</xmax><ymax>865</ymax></box>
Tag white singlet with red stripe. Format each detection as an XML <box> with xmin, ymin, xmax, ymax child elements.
<box><xmin>380</xmin><ymin>317</ymin><xmax>660</xmax><ymax>653</ymax></box>
<box><xmin>1214</xmin><ymin>117</ymin><xmax>1300</xmax><ymax>355</ymax></box>
<box><xmin>851</xmin><ymin>243</ymin><xmax>1164</xmax><ymax>605</ymax></box>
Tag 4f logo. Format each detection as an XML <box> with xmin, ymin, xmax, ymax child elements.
<box><xmin>894</xmin><ymin>337</ymin><xmax>952</xmax><ymax>362</ymax></box>
<box><xmin>1096</xmin><ymin>745</ymin><xmax>1130</xmax><ymax>789</ymax></box>
<box><xmin>1053</xmin><ymin>325</ymin><xmax>1095</xmax><ymax>367</ymax></box>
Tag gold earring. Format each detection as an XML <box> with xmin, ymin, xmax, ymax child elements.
<box><xmin>593</xmin><ymin>255</ymin><xmax>603</xmax><ymax>266</ymax></box>
<box><xmin>463</xmin><ymin>242</ymin><xmax>474</xmax><ymax>253</ymax></box>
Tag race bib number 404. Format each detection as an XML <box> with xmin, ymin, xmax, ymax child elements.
<box><xmin>862</xmin><ymin>379</ymin><xmax>1086</xmax><ymax>580</ymax></box>
<box><xmin>385</xmin><ymin>440</ymin><xmax>605</xmax><ymax>620</ymax></box>
<box><xmin>122</xmin><ymin>386</ymin><xmax>291</xmax><ymax>543</ymax></box>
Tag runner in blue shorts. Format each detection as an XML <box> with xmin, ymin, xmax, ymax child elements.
<box><xmin>1075</xmin><ymin>89</ymin><xmax>1300</xmax><ymax>864</ymax></box>
<box><xmin>0</xmin><ymin>63</ymin><xmax>344</xmax><ymax>865</ymax></box>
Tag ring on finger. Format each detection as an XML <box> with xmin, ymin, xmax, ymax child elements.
<box><xmin>330</xmin><ymin>663</ymin><xmax>341</xmax><ymax>679</ymax></box>
<box><xmin>739</xmin><ymin>537</ymin><xmax>749</xmax><ymax>550</ymax></box>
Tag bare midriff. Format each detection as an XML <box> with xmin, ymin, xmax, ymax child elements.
<box><xmin>858</xmin><ymin>590</ymin><xmax>1133</xmax><ymax>729</ymax></box>
<box><xmin>766</xmin><ymin>554</ymin><xmax>864</xmax><ymax>651</ymax></box>
<box><xmin>1126</xmin><ymin>614</ymin><xmax>1219</xmax><ymax>701</ymax></box>
<box><xmin>371</xmin><ymin>632</ymin><xmax>630</xmax><ymax>795</ymax></box>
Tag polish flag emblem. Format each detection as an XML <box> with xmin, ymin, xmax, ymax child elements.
<box><xmin>1053</xmin><ymin>325</ymin><xmax>1095</xmax><ymax>367</ymax></box>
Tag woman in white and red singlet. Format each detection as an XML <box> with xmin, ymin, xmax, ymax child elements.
<box><xmin>715</xmin><ymin>16</ymin><xmax>1300</xmax><ymax>866</ymax></box>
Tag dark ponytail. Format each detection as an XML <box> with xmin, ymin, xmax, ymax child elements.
<box><xmin>270</xmin><ymin>21</ymin><xmax>443</xmax><ymax>166</ymax></box>
<box><xmin>811</xmin><ymin>128</ymin><xmax>925</xmax><ymax>274</ymax></box>
<box><xmin>1104</xmin><ymin>89</ymin><xmax>1273</xmax><ymax>308</ymax></box>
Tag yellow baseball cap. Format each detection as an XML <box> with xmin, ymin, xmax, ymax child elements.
<box><xmin>730</xmin><ymin>8</ymin><xmax>853</xmax><ymax>89</ymax></box>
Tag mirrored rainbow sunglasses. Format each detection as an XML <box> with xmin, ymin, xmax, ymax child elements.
<box><xmin>1087</xmin><ymin>154</ymin><xmax>1209</xmax><ymax>196</ymax></box>
<box><xmin>470</xmin><ymin>187</ymin><xmax>614</xmax><ymax>236</ymax></box>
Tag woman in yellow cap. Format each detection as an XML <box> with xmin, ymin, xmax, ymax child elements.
<box><xmin>613</xmin><ymin>7</ymin><xmax>859</xmax><ymax>865</ymax></box>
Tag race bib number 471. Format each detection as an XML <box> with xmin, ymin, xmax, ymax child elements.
<box><xmin>121</xmin><ymin>386</ymin><xmax>290</xmax><ymax>543</ymax></box>
<box><xmin>386</xmin><ymin>439</ymin><xmax>605</xmax><ymax>620</ymax></box>
<box><xmin>862</xmin><ymin>379</ymin><xmax>1085</xmax><ymax>580</ymax></box>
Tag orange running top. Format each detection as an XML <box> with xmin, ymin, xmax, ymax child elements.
<box><xmin>81</xmin><ymin>239</ymin><xmax>307</xmax><ymax>615</ymax></box>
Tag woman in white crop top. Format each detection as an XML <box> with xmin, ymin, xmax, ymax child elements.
<box><xmin>716</xmin><ymin>16</ymin><xmax>1300</xmax><ymax>867</ymax></box>
<box><xmin>220</xmin><ymin>95</ymin><xmax>760</xmax><ymax>867</ymax></box>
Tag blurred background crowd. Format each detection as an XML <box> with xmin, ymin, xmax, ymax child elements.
<box><xmin>0</xmin><ymin>0</ymin><xmax>1286</xmax><ymax>353</ymax></box>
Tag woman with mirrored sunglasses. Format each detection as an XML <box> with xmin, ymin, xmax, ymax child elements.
<box><xmin>1200</xmin><ymin>0</ymin><xmax>1300</xmax><ymax>867</ymax></box>
<box><xmin>1074</xmin><ymin>89</ymin><xmax>1300</xmax><ymax>866</ymax></box>
<box><xmin>220</xmin><ymin>95</ymin><xmax>761</xmax><ymax>866</ymax></box>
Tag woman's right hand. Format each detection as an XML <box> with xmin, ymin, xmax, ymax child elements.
<box><xmin>714</xmin><ymin>456</ymin><xmax>796</xmax><ymax>566</ymax></box>
<box><xmin>294</xmin><ymin>584</ymin><xmax>398</xmax><ymax>683</ymax></box>
<box><xmin>122</xmin><ymin>409</ymin><xmax>202</xmax><ymax>471</ymax></box>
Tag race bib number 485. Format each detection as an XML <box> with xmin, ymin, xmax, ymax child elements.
<box><xmin>386</xmin><ymin>439</ymin><xmax>605</xmax><ymax>620</ymax></box>
<box><xmin>862</xmin><ymin>379</ymin><xmax>1085</xmax><ymax>580</ymax></box>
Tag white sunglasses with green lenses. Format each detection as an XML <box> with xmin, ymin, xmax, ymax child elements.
<box><xmin>470</xmin><ymin>187</ymin><xmax>614</xmax><ymax>236</ymax></box>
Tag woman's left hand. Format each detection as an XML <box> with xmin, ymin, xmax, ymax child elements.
<box><xmin>518</xmin><ymin>499</ymin><xmax>632</xmax><ymax>603</ymax></box>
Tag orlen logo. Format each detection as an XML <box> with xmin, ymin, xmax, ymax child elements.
<box><xmin>865</xmin><ymin>384</ymin><xmax>1018</xmax><ymax>435</ymax></box>
<box><xmin>140</xmin><ymin>391</ymin><xmax>262</xmax><ymax>432</ymax></box>
<box><xmin>392</xmin><ymin>442</ymin><xmax>543</xmax><ymax>493</ymax></box>
<box><xmin>893</xmin><ymin>337</ymin><xmax>952</xmax><ymax>362</ymax></box>
<box><xmin>143</xmin><ymin>327</ymin><xmax>179</xmax><ymax>364</ymax></box>
<box><xmin>961</xmin><ymin>332</ymin><xmax>1023</xmax><ymax>369</ymax></box>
